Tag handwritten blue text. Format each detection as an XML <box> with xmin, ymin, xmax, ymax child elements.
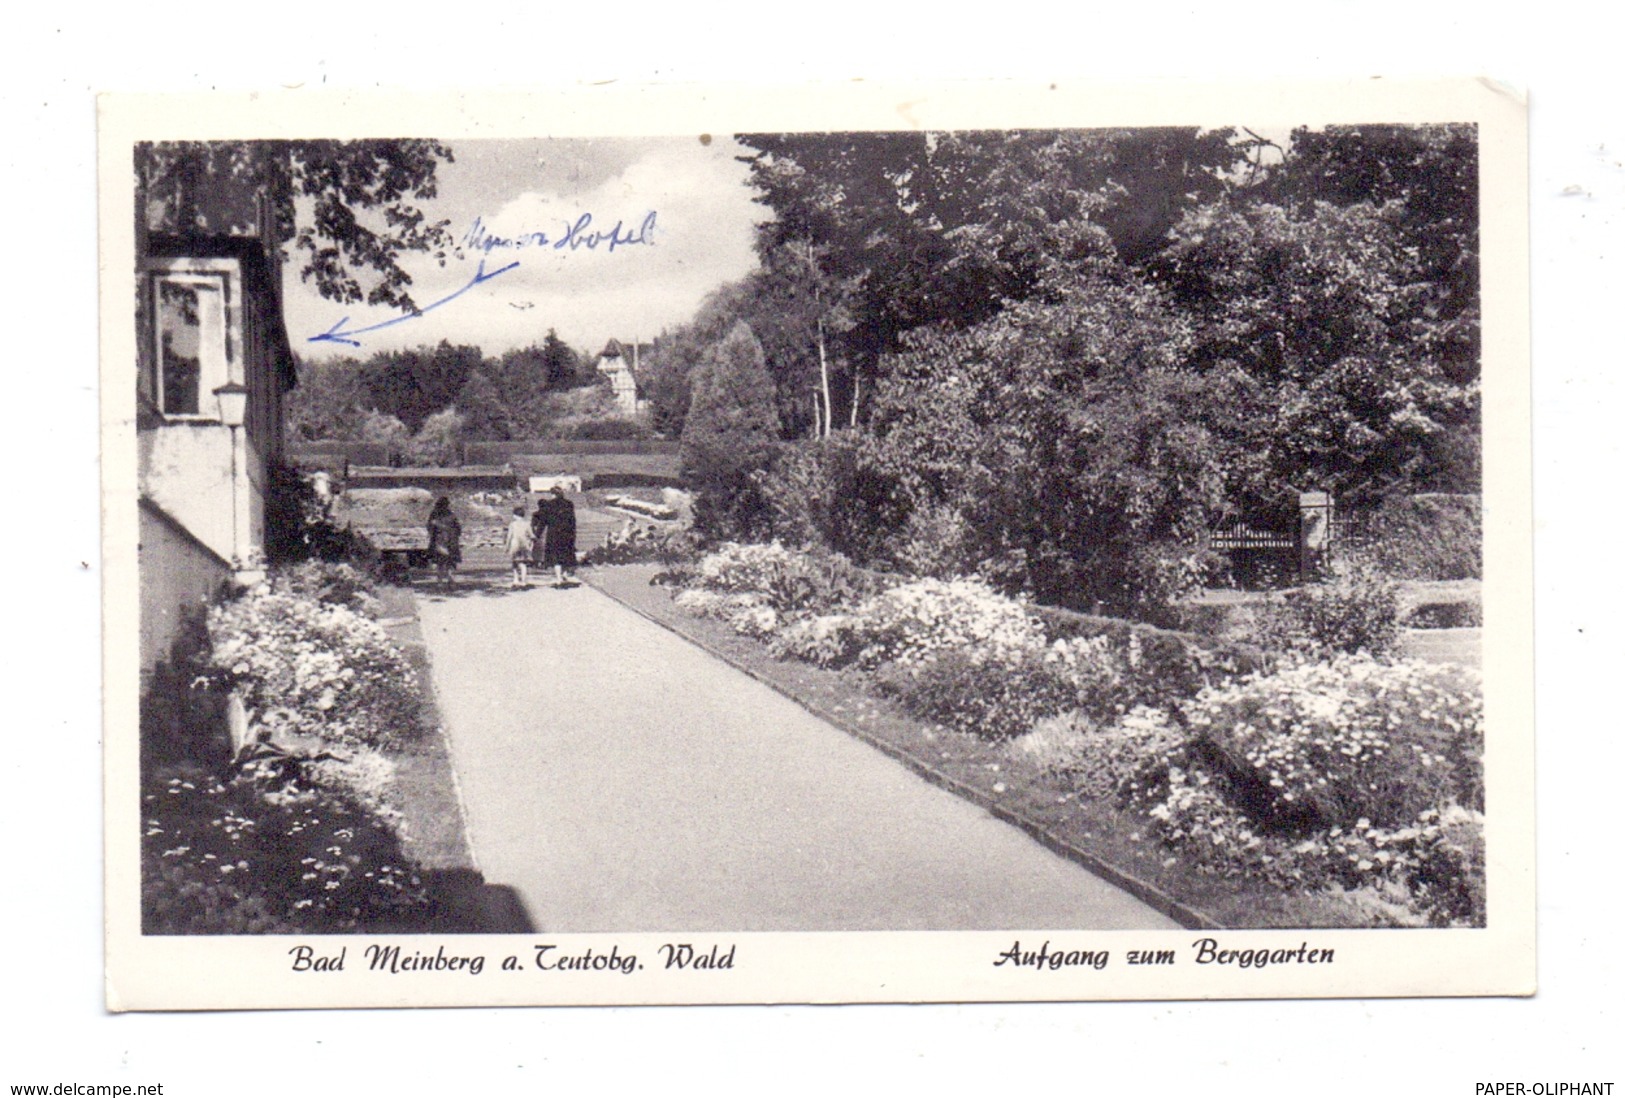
<box><xmin>462</xmin><ymin>211</ymin><xmax>658</xmax><ymax>255</ymax></box>
<box><xmin>307</xmin><ymin>258</ymin><xmax>519</xmax><ymax>347</ymax></box>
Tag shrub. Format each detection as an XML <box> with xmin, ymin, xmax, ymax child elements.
<box><xmin>685</xmin><ymin>541</ymin><xmax>886</xmax><ymax>621</ymax></box>
<box><xmin>141</xmin><ymin>764</ymin><xmax>429</xmax><ymax>934</ymax></box>
<box><xmin>873</xmin><ymin>645</ymin><xmax>1078</xmax><ymax>743</ymax></box>
<box><xmin>1367</xmin><ymin>494</ymin><xmax>1481</xmax><ymax>581</ymax></box>
<box><xmin>264</xmin><ymin>460</ymin><xmax>366</xmax><ymax>565</ymax></box>
<box><xmin>827</xmin><ymin>577</ymin><xmax>1050</xmax><ymax>670</ymax></box>
<box><xmin>1033</xmin><ymin>604</ymin><xmax>1271</xmax><ymax>713</ymax></box>
<box><xmin>1009</xmin><ymin>712</ymin><xmax>1098</xmax><ymax>780</ymax></box>
<box><xmin>1243</xmin><ymin>557</ymin><xmax>1401</xmax><ymax>657</ymax></box>
<box><xmin>672</xmin><ymin>588</ymin><xmax>781</xmax><ymax>639</ymax></box>
<box><xmin>1043</xmin><ymin>633</ymin><xmax>1136</xmax><ymax>722</ymax></box>
<box><xmin>1013</xmin><ymin>706</ymin><xmax>1189</xmax><ymax>800</ymax></box>
<box><xmin>203</xmin><ymin>584</ymin><xmax>424</xmax><ymax>751</ymax></box>
<box><xmin>1142</xmin><ymin>765</ymin><xmax>1276</xmax><ymax>879</ymax></box>
<box><xmin>886</xmin><ymin>500</ymin><xmax>982</xmax><ymax>583</ymax></box>
<box><xmin>270</xmin><ymin>561</ymin><xmax>381</xmax><ymax>618</ymax></box>
<box><xmin>689</xmin><ymin>541</ymin><xmax>803</xmax><ymax>596</ymax></box>
<box><xmin>1185</xmin><ymin>656</ymin><xmax>1483</xmax><ymax>831</ymax></box>
<box><xmin>584</xmin><ymin>522</ymin><xmax>703</xmax><ymax>567</ymax></box>
<box><xmin>758</xmin><ymin>433</ymin><xmax>911</xmax><ymax>566</ymax></box>
<box><xmin>769</xmin><ymin>611</ymin><xmax>865</xmax><ymax>666</ymax></box>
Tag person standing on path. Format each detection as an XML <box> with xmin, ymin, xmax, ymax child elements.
<box><xmin>531</xmin><ymin>485</ymin><xmax>578</xmax><ymax>587</ymax></box>
<box><xmin>504</xmin><ymin>505</ymin><xmax>535</xmax><ymax>589</ymax></box>
<box><xmin>426</xmin><ymin>496</ymin><xmax>462</xmax><ymax>590</ymax></box>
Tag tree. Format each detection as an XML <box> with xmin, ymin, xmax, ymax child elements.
<box><xmin>404</xmin><ymin>408</ymin><xmax>466</xmax><ymax>467</ymax></box>
<box><xmin>759</xmin><ymin>431</ymin><xmax>909</xmax><ymax>564</ymax></box>
<box><xmin>284</xmin><ymin>356</ymin><xmax>370</xmax><ymax>442</ymax></box>
<box><xmin>539</xmin><ymin>329</ymin><xmax>584</xmax><ymax>389</ymax></box>
<box><xmin>643</xmin><ymin>281</ymin><xmax>757</xmax><ymax>437</ymax></box>
<box><xmin>455</xmin><ymin>367</ymin><xmax>514</xmax><ymax>441</ymax></box>
<box><xmin>735</xmin><ymin>128</ymin><xmax>1246</xmax><ymax>405</ymax></box>
<box><xmin>863</xmin><ymin>262</ymin><xmax>1228</xmax><ymax>616</ymax></box>
<box><xmin>356</xmin><ymin>408</ymin><xmax>410</xmax><ymax>447</ymax></box>
<box><xmin>1157</xmin><ymin>196</ymin><xmax>1477</xmax><ymax>502</ymax></box>
<box><xmin>679</xmin><ymin>322</ymin><xmax>782</xmax><ymax>538</ymax></box>
<box><xmin>136</xmin><ymin>140</ymin><xmax>456</xmax><ymax>313</ymax></box>
<box><xmin>755</xmin><ymin>240</ymin><xmax>862</xmax><ymax>436</ymax></box>
<box><xmin>1261</xmin><ymin>123</ymin><xmax>1481</xmax><ymax>392</ymax></box>
<box><xmin>359</xmin><ymin>340</ymin><xmax>482</xmax><ymax>433</ymax></box>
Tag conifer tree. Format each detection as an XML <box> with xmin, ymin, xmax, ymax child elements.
<box><xmin>680</xmin><ymin>322</ymin><xmax>782</xmax><ymax>538</ymax></box>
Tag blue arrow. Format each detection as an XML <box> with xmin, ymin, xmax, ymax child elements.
<box><xmin>307</xmin><ymin>258</ymin><xmax>521</xmax><ymax>347</ymax></box>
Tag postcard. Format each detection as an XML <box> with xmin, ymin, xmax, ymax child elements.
<box><xmin>100</xmin><ymin>77</ymin><xmax>1531</xmax><ymax>1009</ymax></box>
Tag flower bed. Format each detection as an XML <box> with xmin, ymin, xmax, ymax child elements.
<box><xmin>663</xmin><ymin>541</ymin><xmax>1486</xmax><ymax>926</ymax></box>
<box><xmin>142</xmin><ymin>762</ymin><xmax>430</xmax><ymax>934</ymax></box>
<box><xmin>144</xmin><ymin>562</ymin><xmax>442</xmax><ymax>934</ymax></box>
<box><xmin>1011</xmin><ymin>655</ymin><xmax>1485</xmax><ymax>926</ymax></box>
<box><xmin>201</xmin><ymin>576</ymin><xmax>426</xmax><ymax>752</ymax></box>
<box><xmin>583</xmin><ymin>521</ymin><xmax>702</xmax><ymax>567</ymax></box>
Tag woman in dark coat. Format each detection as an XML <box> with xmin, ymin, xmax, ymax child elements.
<box><xmin>531</xmin><ymin>485</ymin><xmax>578</xmax><ymax>587</ymax></box>
<box><xmin>425</xmin><ymin>496</ymin><xmax>462</xmax><ymax>589</ymax></box>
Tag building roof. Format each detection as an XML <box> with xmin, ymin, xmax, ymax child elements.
<box><xmin>598</xmin><ymin>338</ymin><xmax>654</xmax><ymax>362</ymax></box>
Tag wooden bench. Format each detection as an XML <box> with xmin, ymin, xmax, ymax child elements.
<box><xmin>358</xmin><ymin>528</ymin><xmax>429</xmax><ymax>584</ymax></box>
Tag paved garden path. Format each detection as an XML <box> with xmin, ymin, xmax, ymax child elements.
<box><xmin>414</xmin><ymin>575</ymin><xmax>1180</xmax><ymax>933</ymax></box>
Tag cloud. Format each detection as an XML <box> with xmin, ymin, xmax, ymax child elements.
<box><xmin>288</xmin><ymin>137</ymin><xmax>763</xmax><ymax>359</ymax></box>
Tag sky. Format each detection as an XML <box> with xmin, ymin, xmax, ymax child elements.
<box><xmin>279</xmin><ymin>129</ymin><xmax>1306</xmax><ymax>365</ymax></box>
<box><xmin>284</xmin><ymin>135</ymin><xmax>766</xmax><ymax>362</ymax></box>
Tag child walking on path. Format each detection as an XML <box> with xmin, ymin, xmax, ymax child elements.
<box><xmin>504</xmin><ymin>506</ymin><xmax>535</xmax><ymax>589</ymax></box>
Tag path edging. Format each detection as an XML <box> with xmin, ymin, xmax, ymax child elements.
<box><xmin>381</xmin><ymin>584</ymin><xmax>535</xmax><ymax>933</ymax></box>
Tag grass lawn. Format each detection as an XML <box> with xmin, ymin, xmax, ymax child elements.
<box><xmin>372</xmin><ymin>584</ymin><xmax>480</xmax><ymax>874</ymax></box>
<box><xmin>587</xmin><ymin>563</ymin><xmax>1385</xmax><ymax>929</ymax></box>
<box><xmin>1400</xmin><ymin>627</ymin><xmax>1482</xmax><ymax>667</ymax></box>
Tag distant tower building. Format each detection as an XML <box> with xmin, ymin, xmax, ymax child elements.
<box><xmin>595</xmin><ymin>337</ymin><xmax>651</xmax><ymax>417</ymax></box>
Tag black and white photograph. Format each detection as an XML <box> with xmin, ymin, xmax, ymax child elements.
<box><xmin>100</xmin><ymin>80</ymin><xmax>1531</xmax><ymax>1009</ymax></box>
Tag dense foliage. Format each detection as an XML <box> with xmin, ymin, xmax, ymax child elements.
<box><xmin>1366</xmin><ymin>494</ymin><xmax>1482</xmax><ymax>580</ymax></box>
<box><xmin>285</xmin><ymin>329</ymin><xmax>609</xmax><ymax>456</ymax></box>
<box><xmin>137</xmin><ymin>139</ymin><xmax>456</xmax><ymax>314</ymax></box>
<box><xmin>857</xmin><ymin>266</ymin><xmax>1226</xmax><ymax>614</ymax></box>
<box><xmin>630</xmin><ymin>125</ymin><xmax>1482</xmax><ymax>615</ymax></box>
